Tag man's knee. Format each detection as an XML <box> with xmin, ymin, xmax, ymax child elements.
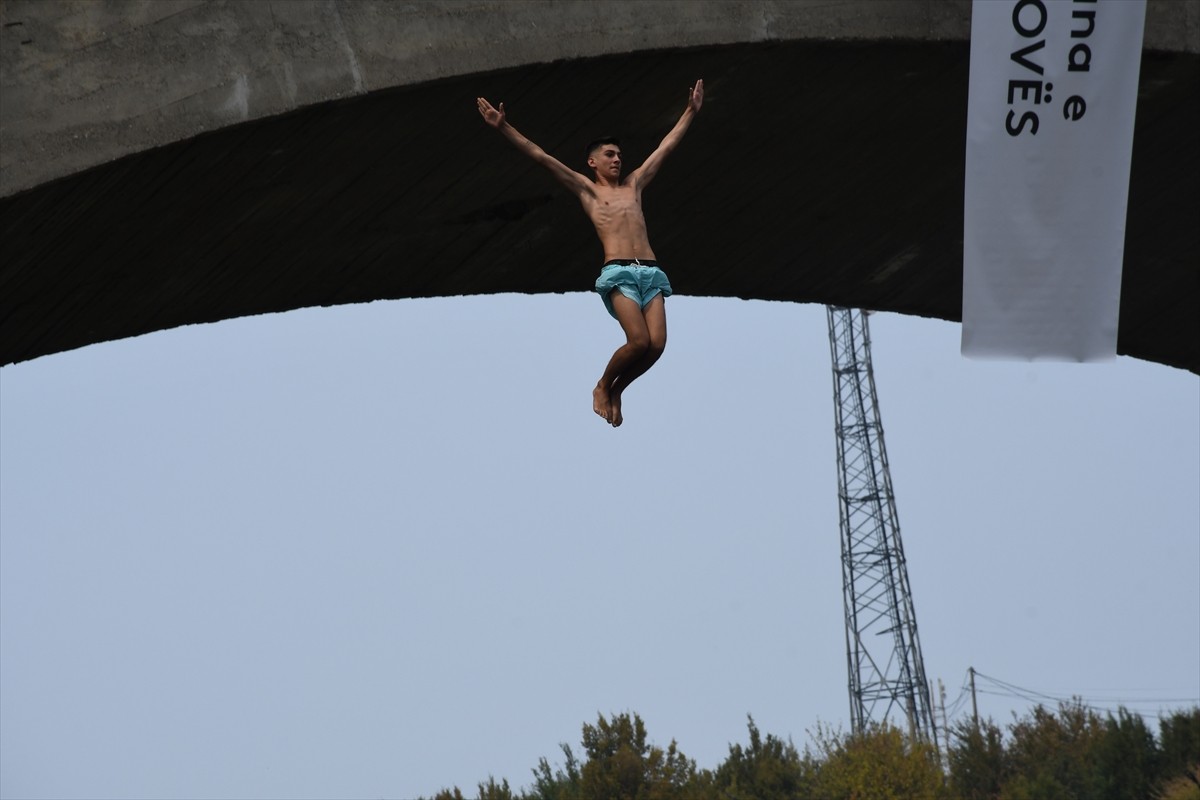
<box><xmin>648</xmin><ymin>328</ymin><xmax>666</xmax><ymax>356</ymax></box>
<box><xmin>625</xmin><ymin>330</ymin><xmax>652</xmax><ymax>354</ymax></box>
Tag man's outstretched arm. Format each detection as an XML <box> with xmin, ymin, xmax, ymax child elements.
<box><xmin>628</xmin><ymin>79</ymin><xmax>704</xmax><ymax>190</ymax></box>
<box><xmin>477</xmin><ymin>97</ymin><xmax>592</xmax><ymax>197</ymax></box>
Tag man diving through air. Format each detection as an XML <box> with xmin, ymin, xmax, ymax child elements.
<box><xmin>476</xmin><ymin>79</ymin><xmax>703</xmax><ymax>427</ymax></box>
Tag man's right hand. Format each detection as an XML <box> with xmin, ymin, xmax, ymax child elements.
<box><xmin>687</xmin><ymin>79</ymin><xmax>704</xmax><ymax>115</ymax></box>
<box><xmin>477</xmin><ymin>97</ymin><xmax>506</xmax><ymax>128</ymax></box>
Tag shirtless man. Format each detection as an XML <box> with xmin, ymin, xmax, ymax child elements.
<box><xmin>476</xmin><ymin>80</ymin><xmax>703</xmax><ymax>427</ymax></box>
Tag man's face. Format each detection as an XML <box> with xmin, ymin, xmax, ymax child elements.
<box><xmin>589</xmin><ymin>145</ymin><xmax>622</xmax><ymax>179</ymax></box>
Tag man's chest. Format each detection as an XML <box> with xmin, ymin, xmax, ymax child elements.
<box><xmin>588</xmin><ymin>189</ymin><xmax>643</xmax><ymax>222</ymax></box>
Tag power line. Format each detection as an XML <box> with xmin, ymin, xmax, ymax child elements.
<box><xmin>952</xmin><ymin>668</ymin><xmax>1199</xmax><ymax>722</ymax></box>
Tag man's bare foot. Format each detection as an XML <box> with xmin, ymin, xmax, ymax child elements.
<box><xmin>592</xmin><ymin>384</ymin><xmax>612</xmax><ymax>423</ymax></box>
<box><xmin>610</xmin><ymin>391</ymin><xmax>624</xmax><ymax>427</ymax></box>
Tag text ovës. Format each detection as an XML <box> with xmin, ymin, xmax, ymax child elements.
<box><xmin>1004</xmin><ymin>0</ymin><xmax>1098</xmax><ymax>137</ymax></box>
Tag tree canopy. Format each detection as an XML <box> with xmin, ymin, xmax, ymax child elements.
<box><xmin>420</xmin><ymin>704</ymin><xmax>1200</xmax><ymax>800</ymax></box>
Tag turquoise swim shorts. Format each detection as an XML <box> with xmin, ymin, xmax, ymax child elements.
<box><xmin>594</xmin><ymin>259</ymin><xmax>673</xmax><ymax>320</ymax></box>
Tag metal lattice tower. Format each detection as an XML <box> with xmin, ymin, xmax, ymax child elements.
<box><xmin>826</xmin><ymin>306</ymin><xmax>936</xmax><ymax>742</ymax></box>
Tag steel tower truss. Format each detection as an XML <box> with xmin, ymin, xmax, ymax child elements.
<box><xmin>826</xmin><ymin>306</ymin><xmax>936</xmax><ymax>742</ymax></box>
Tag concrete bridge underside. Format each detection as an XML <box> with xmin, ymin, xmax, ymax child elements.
<box><xmin>1</xmin><ymin>2</ymin><xmax>1196</xmax><ymax>371</ymax></box>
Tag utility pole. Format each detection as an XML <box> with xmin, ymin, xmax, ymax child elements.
<box><xmin>970</xmin><ymin>666</ymin><xmax>980</xmax><ymax>730</ymax></box>
<box><xmin>827</xmin><ymin>306</ymin><xmax>937</xmax><ymax>743</ymax></box>
<box><xmin>939</xmin><ymin>678</ymin><xmax>952</xmax><ymax>759</ymax></box>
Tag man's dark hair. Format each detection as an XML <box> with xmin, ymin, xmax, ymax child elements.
<box><xmin>585</xmin><ymin>136</ymin><xmax>621</xmax><ymax>162</ymax></box>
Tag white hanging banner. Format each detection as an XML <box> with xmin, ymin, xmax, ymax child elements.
<box><xmin>962</xmin><ymin>0</ymin><xmax>1146</xmax><ymax>361</ymax></box>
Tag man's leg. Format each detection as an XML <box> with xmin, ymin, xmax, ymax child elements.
<box><xmin>608</xmin><ymin>294</ymin><xmax>666</xmax><ymax>426</ymax></box>
<box><xmin>593</xmin><ymin>291</ymin><xmax>651</xmax><ymax>425</ymax></box>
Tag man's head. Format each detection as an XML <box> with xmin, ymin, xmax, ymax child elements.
<box><xmin>586</xmin><ymin>137</ymin><xmax>622</xmax><ymax>181</ymax></box>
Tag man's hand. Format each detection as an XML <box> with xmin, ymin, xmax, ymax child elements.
<box><xmin>687</xmin><ymin>79</ymin><xmax>704</xmax><ymax>115</ymax></box>
<box><xmin>475</xmin><ymin>96</ymin><xmax>591</xmax><ymax>196</ymax></box>
<box><xmin>477</xmin><ymin>97</ymin><xmax>506</xmax><ymax>128</ymax></box>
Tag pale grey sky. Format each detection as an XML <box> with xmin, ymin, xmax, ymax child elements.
<box><xmin>2</xmin><ymin>295</ymin><xmax>1197</xmax><ymax>799</ymax></box>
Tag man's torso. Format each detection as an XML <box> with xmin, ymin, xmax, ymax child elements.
<box><xmin>581</xmin><ymin>182</ymin><xmax>655</xmax><ymax>263</ymax></box>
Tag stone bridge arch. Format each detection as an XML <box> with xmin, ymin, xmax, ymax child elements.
<box><xmin>1</xmin><ymin>0</ymin><xmax>1196</xmax><ymax>370</ymax></box>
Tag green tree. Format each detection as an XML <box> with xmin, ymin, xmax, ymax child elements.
<box><xmin>577</xmin><ymin>712</ymin><xmax>699</xmax><ymax>800</ymax></box>
<box><xmin>527</xmin><ymin>743</ymin><xmax>582</xmax><ymax>800</ymax></box>
<box><xmin>1094</xmin><ymin>707</ymin><xmax>1160</xmax><ymax>800</ymax></box>
<box><xmin>1156</xmin><ymin>765</ymin><xmax>1200</xmax><ymax>800</ymax></box>
<box><xmin>999</xmin><ymin>701</ymin><xmax>1107</xmax><ymax>800</ymax></box>
<box><xmin>805</xmin><ymin>721</ymin><xmax>949</xmax><ymax>800</ymax></box>
<box><xmin>477</xmin><ymin>777</ymin><xmax>516</xmax><ymax>800</ymax></box>
<box><xmin>708</xmin><ymin>715</ymin><xmax>812</xmax><ymax>799</ymax></box>
<box><xmin>948</xmin><ymin>717</ymin><xmax>1008</xmax><ymax>800</ymax></box>
<box><xmin>1159</xmin><ymin>708</ymin><xmax>1200</xmax><ymax>785</ymax></box>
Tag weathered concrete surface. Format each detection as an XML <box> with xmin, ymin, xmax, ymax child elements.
<box><xmin>1</xmin><ymin>0</ymin><xmax>1197</xmax><ymax>371</ymax></box>
<box><xmin>3</xmin><ymin>0</ymin><xmax>1196</xmax><ymax>196</ymax></box>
